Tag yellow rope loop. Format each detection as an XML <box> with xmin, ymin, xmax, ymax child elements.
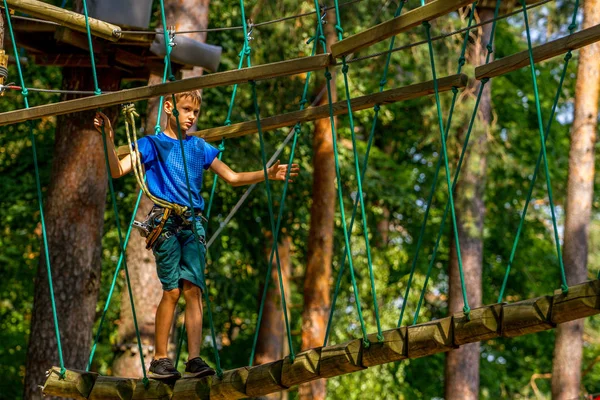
<box><xmin>120</xmin><ymin>103</ymin><xmax>188</xmax><ymax>216</ymax></box>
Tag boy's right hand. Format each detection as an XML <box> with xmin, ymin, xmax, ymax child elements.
<box><xmin>94</xmin><ymin>112</ymin><xmax>115</xmax><ymax>141</ymax></box>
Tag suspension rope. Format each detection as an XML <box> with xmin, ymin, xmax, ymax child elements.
<box><xmin>235</xmin><ymin>0</ymin><xmax>297</xmax><ymax>362</ymax></box>
<box><xmin>2</xmin><ymin>0</ymin><xmax>67</xmax><ymax>378</ymax></box>
<box><xmin>323</xmin><ymin>0</ymin><xmax>409</xmax><ymax>347</ymax></box>
<box><xmin>497</xmin><ymin>0</ymin><xmax>577</xmax><ymax>299</ymax></box>
<box><xmin>313</xmin><ymin>1</ymin><xmax>370</xmax><ymax>346</ymax></box>
<box><xmin>399</xmin><ymin>1</ymin><xmax>483</xmax><ymax>327</ymax></box>
<box><xmin>80</xmin><ymin>0</ymin><xmax>149</xmax><ymax>384</ymax></box>
<box><xmin>156</xmin><ymin>0</ymin><xmax>223</xmax><ymax>377</ymax></box>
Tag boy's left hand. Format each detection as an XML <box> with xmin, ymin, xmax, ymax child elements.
<box><xmin>268</xmin><ymin>160</ymin><xmax>300</xmax><ymax>182</ymax></box>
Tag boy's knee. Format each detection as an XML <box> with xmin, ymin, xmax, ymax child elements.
<box><xmin>182</xmin><ymin>281</ymin><xmax>201</xmax><ymax>298</ymax></box>
<box><xmin>162</xmin><ymin>288</ymin><xmax>181</xmax><ymax>302</ymax></box>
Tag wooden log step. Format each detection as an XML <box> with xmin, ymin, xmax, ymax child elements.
<box><xmin>0</xmin><ymin>54</ymin><xmax>332</xmax><ymax>127</ymax></box>
<box><xmin>475</xmin><ymin>24</ymin><xmax>600</xmax><ymax>80</ymax></box>
<box><xmin>5</xmin><ymin>0</ymin><xmax>121</xmax><ymax>42</ymax></box>
<box><xmin>330</xmin><ymin>0</ymin><xmax>473</xmax><ymax>58</ymax></box>
<box><xmin>89</xmin><ymin>376</ymin><xmax>136</xmax><ymax>400</ymax></box>
<box><xmin>362</xmin><ymin>327</ymin><xmax>407</xmax><ymax>367</ymax></box>
<box><xmin>43</xmin><ymin>367</ymin><xmax>98</xmax><ymax>400</ymax></box>
<box><xmin>453</xmin><ymin>304</ymin><xmax>503</xmax><ymax>346</ymax></box>
<box><xmin>245</xmin><ymin>360</ymin><xmax>288</xmax><ymax>397</ymax></box>
<box><xmin>502</xmin><ymin>295</ymin><xmax>554</xmax><ymax>337</ymax></box>
<box><xmin>407</xmin><ymin>316</ymin><xmax>454</xmax><ymax>358</ymax></box>
<box><xmin>209</xmin><ymin>367</ymin><xmax>249</xmax><ymax>400</ymax></box>
<box><xmin>172</xmin><ymin>375</ymin><xmax>212</xmax><ymax>400</ymax></box>
<box><xmin>319</xmin><ymin>339</ymin><xmax>365</xmax><ymax>378</ymax></box>
<box><xmin>132</xmin><ymin>378</ymin><xmax>175</xmax><ymax>400</ymax></box>
<box><xmin>552</xmin><ymin>280</ymin><xmax>600</xmax><ymax>324</ymax></box>
<box><xmin>281</xmin><ymin>348</ymin><xmax>321</xmax><ymax>387</ymax></box>
<box><xmin>194</xmin><ymin>73</ymin><xmax>468</xmax><ymax>143</ymax></box>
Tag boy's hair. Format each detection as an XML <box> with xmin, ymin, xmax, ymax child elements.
<box><xmin>173</xmin><ymin>90</ymin><xmax>202</xmax><ymax>106</ymax></box>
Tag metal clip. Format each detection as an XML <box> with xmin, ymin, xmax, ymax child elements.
<box><xmin>168</xmin><ymin>26</ymin><xmax>177</xmax><ymax>48</ymax></box>
<box><xmin>320</xmin><ymin>4</ymin><xmax>327</xmax><ymax>24</ymax></box>
<box><xmin>246</xmin><ymin>19</ymin><xmax>254</xmax><ymax>41</ymax></box>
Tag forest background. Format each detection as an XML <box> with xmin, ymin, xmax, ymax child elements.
<box><xmin>0</xmin><ymin>0</ymin><xmax>599</xmax><ymax>399</ymax></box>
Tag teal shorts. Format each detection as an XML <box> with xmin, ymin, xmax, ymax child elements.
<box><xmin>152</xmin><ymin>216</ymin><xmax>207</xmax><ymax>292</ymax></box>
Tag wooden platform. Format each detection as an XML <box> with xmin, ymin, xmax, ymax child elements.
<box><xmin>0</xmin><ymin>54</ymin><xmax>332</xmax><ymax>127</ymax></box>
<box><xmin>330</xmin><ymin>0</ymin><xmax>473</xmax><ymax>58</ymax></box>
<box><xmin>193</xmin><ymin>74</ymin><xmax>468</xmax><ymax>143</ymax></box>
<box><xmin>43</xmin><ymin>279</ymin><xmax>600</xmax><ymax>400</ymax></box>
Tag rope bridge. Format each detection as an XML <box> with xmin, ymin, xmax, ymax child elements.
<box><xmin>2</xmin><ymin>0</ymin><xmax>600</xmax><ymax>398</ymax></box>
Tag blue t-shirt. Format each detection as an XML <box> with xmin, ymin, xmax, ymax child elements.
<box><xmin>135</xmin><ymin>132</ymin><xmax>220</xmax><ymax>210</ymax></box>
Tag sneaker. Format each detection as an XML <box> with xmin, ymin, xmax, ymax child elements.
<box><xmin>184</xmin><ymin>357</ymin><xmax>216</xmax><ymax>378</ymax></box>
<box><xmin>149</xmin><ymin>358</ymin><xmax>181</xmax><ymax>379</ymax></box>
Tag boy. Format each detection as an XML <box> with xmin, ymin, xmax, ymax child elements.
<box><xmin>94</xmin><ymin>90</ymin><xmax>299</xmax><ymax>379</ymax></box>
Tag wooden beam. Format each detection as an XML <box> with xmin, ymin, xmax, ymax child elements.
<box><xmin>43</xmin><ymin>280</ymin><xmax>600</xmax><ymax>400</ymax></box>
<box><xmin>54</xmin><ymin>26</ymin><xmax>105</xmax><ymax>53</ymax></box>
<box><xmin>4</xmin><ymin>0</ymin><xmax>121</xmax><ymax>42</ymax></box>
<box><xmin>330</xmin><ymin>0</ymin><xmax>473</xmax><ymax>58</ymax></box>
<box><xmin>281</xmin><ymin>348</ymin><xmax>321</xmax><ymax>387</ymax></box>
<box><xmin>194</xmin><ymin>73</ymin><xmax>468</xmax><ymax>143</ymax></box>
<box><xmin>476</xmin><ymin>24</ymin><xmax>600</xmax><ymax>80</ymax></box>
<box><xmin>31</xmin><ymin>53</ymin><xmax>111</xmax><ymax>68</ymax></box>
<box><xmin>0</xmin><ymin>54</ymin><xmax>332</xmax><ymax>127</ymax></box>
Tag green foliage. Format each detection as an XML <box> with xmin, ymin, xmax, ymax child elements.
<box><xmin>1</xmin><ymin>1</ymin><xmax>600</xmax><ymax>399</ymax></box>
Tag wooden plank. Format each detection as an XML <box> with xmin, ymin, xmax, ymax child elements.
<box><xmin>43</xmin><ymin>367</ymin><xmax>98</xmax><ymax>400</ymax></box>
<box><xmin>132</xmin><ymin>378</ymin><xmax>174</xmax><ymax>400</ymax></box>
<box><xmin>502</xmin><ymin>295</ymin><xmax>554</xmax><ymax>338</ymax></box>
<box><xmin>209</xmin><ymin>367</ymin><xmax>249</xmax><ymax>400</ymax></box>
<box><xmin>32</xmin><ymin>53</ymin><xmax>111</xmax><ymax>68</ymax></box>
<box><xmin>407</xmin><ymin>317</ymin><xmax>454</xmax><ymax>358</ymax></box>
<box><xmin>0</xmin><ymin>54</ymin><xmax>332</xmax><ymax>127</ymax></box>
<box><xmin>89</xmin><ymin>376</ymin><xmax>136</xmax><ymax>400</ymax></box>
<box><xmin>319</xmin><ymin>339</ymin><xmax>365</xmax><ymax>378</ymax></box>
<box><xmin>5</xmin><ymin>0</ymin><xmax>121</xmax><ymax>42</ymax></box>
<box><xmin>330</xmin><ymin>0</ymin><xmax>473</xmax><ymax>58</ymax></box>
<box><xmin>245</xmin><ymin>360</ymin><xmax>287</xmax><ymax>397</ymax></box>
<box><xmin>476</xmin><ymin>24</ymin><xmax>600</xmax><ymax>80</ymax></box>
<box><xmin>281</xmin><ymin>348</ymin><xmax>321</xmax><ymax>387</ymax></box>
<box><xmin>194</xmin><ymin>73</ymin><xmax>468</xmax><ymax>143</ymax></box>
<box><xmin>453</xmin><ymin>304</ymin><xmax>502</xmax><ymax>346</ymax></box>
<box><xmin>362</xmin><ymin>327</ymin><xmax>407</xmax><ymax>367</ymax></box>
<box><xmin>552</xmin><ymin>280</ymin><xmax>600</xmax><ymax>324</ymax></box>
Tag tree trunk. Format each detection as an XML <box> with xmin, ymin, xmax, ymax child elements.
<box><xmin>254</xmin><ymin>234</ymin><xmax>291</xmax><ymax>400</ymax></box>
<box><xmin>445</xmin><ymin>7</ymin><xmax>494</xmax><ymax>400</ymax></box>
<box><xmin>23</xmin><ymin>67</ymin><xmax>121</xmax><ymax>399</ymax></box>
<box><xmin>111</xmin><ymin>0</ymin><xmax>210</xmax><ymax>377</ymax></box>
<box><xmin>552</xmin><ymin>2</ymin><xmax>600</xmax><ymax>399</ymax></box>
<box><xmin>299</xmin><ymin>11</ymin><xmax>337</xmax><ymax>400</ymax></box>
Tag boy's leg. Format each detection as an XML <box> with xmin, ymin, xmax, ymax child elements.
<box><xmin>154</xmin><ymin>288</ymin><xmax>181</xmax><ymax>359</ymax></box>
<box><xmin>182</xmin><ymin>280</ymin><xmax>203</xmax><ymax>359</ymax></box>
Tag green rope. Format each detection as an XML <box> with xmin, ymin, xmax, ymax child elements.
<box><xmin>87</xmin><ymin>187</ymin><xmax>145</xmax><ymax>371</ymax></box>
<box><xmin>519</xmin><ymin>0</ymin><xmax>568</xmax><ymax>292</ymax></box>
<box><xmin>500</xmin><ymin>0</ymin><xmax>573</xmax><ymax>297</ymax></box>
<box><xmin>156</xmin><ymin>0</ymin><xmax>223</xmax><ymax>376</ymax></box>
<box><xmin>155</xmin><ymin>34</ymin><xmax>174</xmax><ymax>134</ymax></box>
<box><xmin>174</xmin><ymin>39</ymin><xmax>247</xmax><ymax>370</ymax></box>
<box><xmin>314</xmin><ymin>2</ymin><xmax>370</xmax><ymax>346</ymax></box>
<box><xmin>3</xmin><ymin>1</ymin><xmax>66</xmax><ymax>378</ymax></box>
<box><xmin>80</xmin><ymin>0</ymin><xmax>149</xmax><ymax>384</ymax></box>
<box><xmin>324</xmin><ymin>0</ymin><xmax>409</xmax><ymax>347</ymax></box>
<box><xmin>398</xmin><ymin>0</ymin><xmax>477</xmax><ymax>328</ymax></box>
<box><xmin>239</xmin><ymin>0</ymin><xmax>296</xmax><ymax>362</ymax></box>
<box><xmin>331</xmin><ymin>0</ymin><xmax>382</xmax><ymax>341</ymax></box>
<box><xmin>249</xmin><ymin>25</ymin><xmax>320</xmax><ymax>366</ymax></box>
<box><xmin>411</xmin><ymin>0</ymin><xmax>504</xmax><ymax>325</ymax></box>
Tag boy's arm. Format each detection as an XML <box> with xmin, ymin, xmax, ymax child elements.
<box><xmin>94</xmin><ymin>112</ymin><xmax>133</xmax><ymax>178</ymax></box>
<box><xmin>209</xmin><ymin>158</ymin><xmax>299</xmax><ymax>187</ymax></box>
